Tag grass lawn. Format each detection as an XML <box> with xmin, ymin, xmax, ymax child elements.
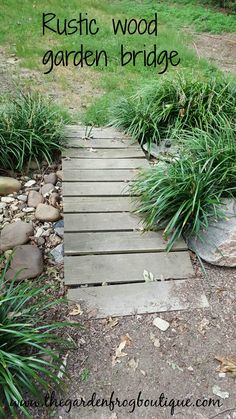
<box><xmin>0</xmin><ymin>0</ymin><xmax>235</xmax><ymax>125</ymax></box>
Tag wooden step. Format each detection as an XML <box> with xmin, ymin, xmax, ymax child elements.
<box><xmin>64</xmin><ymin>231</ymin><xmax>187</xmax><ymax>255</ymax></box>
<box><xmin>62</xmin><ymin>158</ymin><xmax>148</xmax><ymax>170</ymax></box>
<box><xmin>63</xmin><ymin>197</ymin><xmax>134</xmax><ymax>213</ymax></box>
<box><xmin>67</xmin><ymin>280</ymin><xmax>209</xmax><ymax>318</ymax></box>
<box><xmin>65</xmin><ymin>126</ymin><xmax>128</xmax><ymax>139</ymax></box>
<box><xmin>64</xmin><ymin>252</ymin><xmax>194</xmax><ymax>285</ymax></box>
<box><xmin>63</xmin><ymin>182</ymin><xmax>132</xmax><ymax>196</ymax></box>
<box><xmin>63</xmin><ymin>148</ymin><xmax>144</xmax><ymax>158</ymax></box>
<box><xmin>63</xmin><ymin>169</ymin><xmax>138</xmax><ymax>182</ymax></box>
<box><xmin>66</xmin><ymin>138</ymin><xmax>137</xmax><ymax>149</ymax></box>
<box><xmin>64</xmin><ymin>212</ymin><xmax>141</xmax><ymax>232</ymax></box>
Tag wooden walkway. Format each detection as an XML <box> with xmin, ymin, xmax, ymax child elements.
<box><xmin>63</xmin><ymin>126</ymin><xmax>209</xmax><ymax>318</ymax></box>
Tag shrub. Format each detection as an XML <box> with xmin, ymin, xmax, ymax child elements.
<box><xmin>130</xmin><ymin>124</ymin><xmax>236</xmax><ymax>250</ymax></box>
<box><xmin>111</xmin><ymin>76</ymin><xmax>236</xmax><ymax>148</ymax></box>
<box><xmin>0</xmin><ymin>92</ymin><xmax>69</xmax><ymax>171</ymax></box>
<box><xmin>0</xmin><ymin>257</ymin><xmax>75</xmax><ymax>418</ymax></box>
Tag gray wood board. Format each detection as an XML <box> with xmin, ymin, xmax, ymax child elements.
<box><xmin>62</xmin><ymin>158</ymin><xmax>148</xmax><ymax>169</ymax></box>
<box><xmin>64</xmin><ymin>212</ymin><xmax>141</xmax><ymax>232</ymax></box>
<box><xmin>64</xmin><ymin>252</ymin><xmax>194</xmax><ymax>284</ymax></box>
<box><xmin>64</xmin><ymin>231</ymin><xmax>187</xmax><ymax>255</ymax></box>
<box><xmin>65</xmin><ymin>138</ymin><xmax>138</xmax><ymax>149</ymax></box>
<box><xmin>67</xmin><ymin>280</ymin><xmax>209</xmax><ymax>318</ymax></box>
<box><xmin>63</xmin><ymin>148</ymin><xmax>144</xmax><ymax>159</ymax></box>
<box><xmin>63</xmin><ymin>182</ymin><xmax>132</xmax><ymax>196</ymax></box>
<box><xmin>63</xmin><ymin>197</ymin><xmax>134</xmax><ymax>213</ymax></box>
<box><xmin>63</xmin><ymin>169</ymin><xmax>138</xmax><ymax>182</ymax></box>
<box><xmin>65</xmin><ymin>126</ymin><xmax>128</xmax><ymax>139</ymax></box>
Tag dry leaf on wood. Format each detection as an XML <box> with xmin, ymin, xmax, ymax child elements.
<box><xmin>215</xmin><ymin>356</ymin><xmax>236</xmax><ymax>373</ymax></box>
<box><xmin>112</xmin><ymin>340</ymin><xmax>128</xmax><ymax>367</ymax></box>
<box><xmin>105</xmin><ymin>317</ymin><xmax>119</xmax><ymax>329</ymax></box>
<box><xmin>120</xmin><ymin>333</ymin><xmax>132</xmax><ymax>346</ymax></box>
<box><xmin>69</xmin><ymin>304</ymin><xmax>83</xmax><ymax>316</ymax></box>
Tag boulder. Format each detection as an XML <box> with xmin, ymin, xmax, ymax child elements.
<box><xmin>187</xmin><ymin>199</ymin><xmax>236</xmax><ymax>267</ymax></box>
<box><xmin>0</xmin><ymin>177</ymin><xmax>21</xmax><ymax>195</ymax></box>
<box><xmin>0</xmin><ymin>221</ymin><xmax>34</xmax><ymax>251</ymax></box>
<box><xmin>35</xmin><ymin>203</ymin><xmax>60</xmax><ymax>222</ymax></box>
<box><xmin>6</xmin><ymin>245</ymin><xmax>43</xmax><ymax>280</ymax></box>
<box><xmin>44</xmin><ymin>173</ymin><xmax>57</xmax><ymax>185</ymax></box>
<box><xmin>27</xmin><ymin>190</ymin><xmax>44</xmax><ymax>208</ymax></box>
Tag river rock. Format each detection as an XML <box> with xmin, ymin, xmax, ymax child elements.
<box><xmin>53</xmin><ymin>220</ymin><xmax>64</xmax><ymax>238</ymax></box>
<box><xmin>41</xmin><ymin>183</ymin><xmax>55</xmax><ymax>196</ymax></box>
<box><xmin>0</xmin><ymin>177</ymin><xmax>21</xmax><ymax>196</ymax></box>
<box><xmin>49</xmin><ymin>192</ymin><xmax>60</xmax><ymax>207</ymax></box>
<box><xmin>56</xmin><ymin>170</ymin><xmax>63</xmax><ymax>181</ymax></box>
<box><xmin>0</xmin><ymin>221</ymin><xmax>34</xmax><ymax>251</ymax></box>
<box><xmin>24</xmin><ymin>179</ymin><xmax>36</xmax><ymax>188</ymax></box>
<box><xmin>35</xmin><ymin>203</ymin><xmax>60</xmax><ymax>222</ymax></box>
<box><xmin>6</xmin><ymin>245</ymin><xmax>43</xmax><ymax>280</ymax></box>
<box><xmin>44</xmin><ymin>173</ymin><xmax>57</xmax><ymax>185</ymax></box>
<box><xmin>187</xmin><ymin>199</ymin><xmax>236</xmax><ymax>267</ymax></box>
<box><xmin>50</xmin><ymin>244</ymin><xmax>64</xmax><ymax>263</ymax></box>
<box><xmin>27</xmin><ymin>190</ymin><xmax>44</xmax><ymax>208</ymax></box>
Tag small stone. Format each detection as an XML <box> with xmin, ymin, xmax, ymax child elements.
<box><xmin>153</xmin><ymin>317</ymin><xmax>170</xmax><ymax>331</ymax></box>
<box><xmin>4</xmin><ymin>249</ymin><xmax>13</xmax><ymax>260</ymax></box>
<box><xmin>37</xmin><ymin>237</ymin><xmax>45</xmax><ymax>246</ymax></box>
<box><xmin>17</xmin><ymin>194</ymin><xmax>28</xmax><ymax>202</ymax></box>
<box><xmin>22</xmin><ymin>207</ymin><xmax>35</xmax><ymax>213</ymax></box>
<box><xmin>44</xmin><ymin>173</ymin><xmax>57</xmax><ymax>185</ymax></box>
<box><xmin>5</xmin><ymin>245</ymin><xmax>43</xmax><ymax>280</ymax></box>
<box><xmin>0</xmin><ymin>177</ymin><xmax>21</xmax><ymax>196</ymax></box>
<box><xmin>11</xmin><ymin>205</ymin><xmax>19</xmax><ymax>211</ymax></box>
<box><xmin>1</xmin><ymin>197</ymin><xmax>15</xmax><ymax>203</ymax></box>
<box><xmin>0</xmin><ymin>214</ymin><xmax>3</xmax><ymax>223</ymax></box>
<box><xmin>50</xmin><ymin>244</ymin><xmax>64</xmax><ymax>263</ymax></box>
<box><xmin>41</xmin><ymin>183</ymin><xmax>55</xmax><ymax>196</ymax></box>
<box><xmin>0</xmin><ymin>221</ymin><xmax>34</xmax><ymax>251</ymax></box>
<box><xmin>35</xmin><ymin>203</ymin><xmax>60</xmax><ymax>222</ymax></box>
<box><xmin>0</xmin><ymin>202</ymin><xmax>7</xmax><ymax>210</ymax></box>
<box><xmin>219</xmin><ymin>372</ymin><xmax>226</xmax><ymax>378</ymax></box>
<box><xmin>212</xmin><ymin>385</ymin><xmax>229</xmax><ymax>399</ymax></box>
<box><xmin>53</xmin><ymin>220</ymin><xmax>64</xmax><ymax>238</ymax></box>
<box><xmin>49</xmin><ymin>192</ymin><xmax>60</xmax><ymax>207</ymax></box>
<box><xmin>56</xmin><ymin>170</ymin><xmax>63</xmax><ymax>181</ymax></box>
<box><xmin>35</xmin><ymin>227</ymin><xmax>44</xmax><ymax>238</ymax></box>
<box><xmin>27</xmin><ymin>190</ymin><xmax>44</xmax><ymax>208</ymax></box>
<box><xmin>24</xmin><ymin>179</ymin><xmax>36</xmax><ymax>188</ymax></box>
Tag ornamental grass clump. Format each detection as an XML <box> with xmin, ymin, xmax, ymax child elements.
<box><xmin>0</xmin><ymin>257</ymin><xmax>75</xmax><ymax>418</ymax></box>
<box><xmin>0</xmin><ymin>92</ymin><xmax>69</xmax><ymax>171</ymax></box>
<box><xmin>131</xmin><ymin>149</ymin><xmax>236</xmax><ymax>250</ymax></box>
<box><xmin>111</xmin><ymin>75</ymin><xmax>236</xmax><ymax>148</ymax></box>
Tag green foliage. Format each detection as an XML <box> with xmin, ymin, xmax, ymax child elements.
<box><xmin>130</xmin><ymin>123</ymin><xmax>236</xmax><ymax>250</ymax></box>
<box><xmin>0</xmin><ymin>92</ymin><xmax>69</xmax><ymax>171</ymax></box>
<box><xmin>111</xmin><ymin>76</ymin><xmax>236</xmax><ymax>148</ymax></box>
<box><xmin>0</xmin><ymin>257</ymin><xmax>75</xmax><ymax>418</ymax></box>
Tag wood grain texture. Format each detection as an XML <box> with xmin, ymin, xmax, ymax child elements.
<box><xmin>65</xmin><ymin>138</ymin><xmax>138</xmax><ymax>148</ymax></box>
<box><xmin>62</xmin><ymin>158</ymin><xmax>149</xmax><ymax>169</ymax></box>
<box><xmin>67</xmin><ymin>280</ymin><xmax>209</xmax><ymax>318</ymax></box>
<box><xmin>63</xmin><ymin>148</ymin><xmax>144</xmax><ymax>158</ymax></box>
<box><xmin>63</xmin><ymin>197</ymin><xmax>134</xmax><ymax>213</ymax></box>
<box><xmin>63</xmin><ymin>182</ymin><xmax>133</xmax><ymax>196</ymax></box>
<box><xmin>64</xmin><ymin>252</ymin><xmax>194</xmax><ymax>284</ymax></box>
<box><xmin>64</xmin><ymin>212</ymin><xmax>141</xmax><ymax>232</ymax></box>
<box><xmin>64</xmin><ymin>231</ymin><xmax>187</xmax><ymax>255</ymax></box>
<box><xmin>63</xmin><ymin>169</ymin><xmax>138</xmax><ymax>182</ymax></box>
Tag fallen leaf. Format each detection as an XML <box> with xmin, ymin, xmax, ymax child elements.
<box><xmin>167</xmin><ymin>360</ymin><xmax>183</xmax><ymax>372</ymax></box>
<box><xmin>150</xmin><ymin>332</ymin><xmax>160</xmax><ymax>348</ymax></box>
<box><xmin>215</xmin><ymin>356</ymin><xmax>236</xmax><ymax>373</ymax></box>
<box><xmin>69</xmin><ymin>304</ymin><xmax>83</xmax><ymax>316</ymax></box>
<box><xmin>128</xmin><ymin>358</ymin><xmax>139</xmax><ymax>371</ymax></box>
<box><xmin>143</xmin><ymin>269</ymin><xmax>155</xmax><ymax>282</ymax></box>
<box><xmin>106</xmin><ymin>317</ymin><xmax>119</xmax><ymax>329</ymax></box>
<box><xmin>120</xmin><ymin>333</ymin><xmax>132</xmax><ymax>346</ymax></box>
<box><xmin>198</xmin><ymin>318</ymin><xmax>210</xmax><ymax>335</ymax></box>
<box><xmin>112</xmin><ymin>341</ymin><xmax>128</xmax><ymax>367</ymax></box>
<box><xmin>140</xmin><ymin>369</ymin><xmax>146</xmax><ymax>376</ymax></box>
<box><xmin>212</xmin><ymin>385</ymin><xmax>229</xmax><ymax>399</ymax></box>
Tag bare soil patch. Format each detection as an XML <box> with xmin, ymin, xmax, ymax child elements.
<box><xmin>191</xmin><ymin>32</ymin><xmax>236</xmax><ymax>73</ymax></box>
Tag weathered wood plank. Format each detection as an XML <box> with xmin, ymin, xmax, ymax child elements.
<box><xmin>62</xmin><ymin>158</ymin><xmax>148</xmax><ymax>170</ymax></box>
<box><xmin>63</xmin><ymin>169</ymin><xmax>138</xmax><ymax>182</ymax></box>
<box><xmin>67</xmin><ymin>280</ymin><xmax>209</xmax><ymax>318</ymax></box>
<box><xmin>66</xmin><ymin>138</ymin><xmax>137</xmax><ymax>149</ymax></box>
<box><xmin>64</xmin><ymin>252</ymin><xmax>194</xmax><ymax>285</ymax></box>
<box><xmin>65</xmin><ymin>126</ymin><xmax>128</xmax><ymax>139</ymax></box>
<box><xmin>63</xmin><ymin>148</ymin><xmax>144</xmax><ymax>159</ymax></box>
<box><xmin>64</xmin><ymin>213</ymin><xmax>141</xmax><ymax>232</ymax></box>
<box><xmin>64</xmin><ymin>231</ymin><xmax>187</xmax><ymax>255</ymax></box>
<box><xmin>63</xmin><ymin>197</ymin><xmax>134</xmax><ymax>213</ymax></box>
<box><xmin>63</xmin><ymin>182</ymin><xmax>132</xmax><ymax>196</ymax></box>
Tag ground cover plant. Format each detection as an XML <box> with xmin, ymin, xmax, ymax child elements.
<box><xmin>130</xmin><ymin>121</ymin><xmax>236</xmax><ymax>250</ymax></box>
<box><xmin>0</xmin><ymin>92</ymin><xmax>69</xmax><ymax>171</ymax></box>
<box><xmin>0</xmin><ymin>257</ymin><xmax>75</xmax><ymax>418</ymax></box>
<box><xmin>111</xmin><ymin>75</ymin><xmax>236</xmax><ymax>148</ymax></box>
